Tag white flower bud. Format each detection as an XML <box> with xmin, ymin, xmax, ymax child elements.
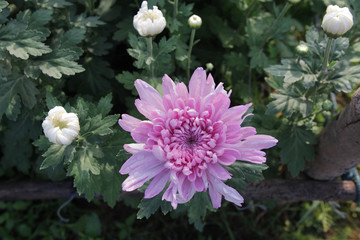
<box><xmin>188</xmin><ymin>14</ymin><xmax>202</xmax><ymax>29</ymax></box>
<box><xmin>296</xmin><ymin>44</ymin><xmax>309</xmax><ymax>55</ymax></box>
<box><xmin>42</xmin><ymin>106</ymin><xmax>80</xmax><ymax>146</ymax></box>
<box><xmin>321</xmin><ymin>5</ymin><xmax>353</xmax><ymax>37</ymax></box>
<box><xmin>133</xmin><ymin>1</ymin><xmax>166</xmax><ymax>37</ymax></box>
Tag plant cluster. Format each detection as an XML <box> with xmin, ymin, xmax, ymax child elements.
<box><xmin>1</xmin><ymin>0</ymin><xmax>360</xmax><ymax>238</ymax></box>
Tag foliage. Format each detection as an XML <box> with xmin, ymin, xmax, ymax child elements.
<box><xmin>1</xmin><ymin>0</ymin><xmax>360</xmax><ymax>238</ymax></box>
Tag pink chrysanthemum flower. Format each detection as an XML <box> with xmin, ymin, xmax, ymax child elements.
<box><xmin>119</xmin><ymin>67</ymin><xmax>278</xmax><ymax>209</ymax></box>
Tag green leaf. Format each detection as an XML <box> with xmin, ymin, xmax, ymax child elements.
<box><xmin>97</xmin><ymin>93</ymin><xmax>113</xmax><ymax>117</ymax></box>
<box><xmin>249</xmin><ymin>47</ymin><xmax>268</xmax><ymax>69</ymax></box>
<box><xmin>116</xmin><ymin>71</ymin><xmax>141</xmax><ymax>93</ymax></box>
<box><xmin>328</xmin><ymin>64</ymin><xmax>360</xmax><ymax>93</ymax></box>
<box><xmin>33</xmin><ymin>135</ymin><xmax>52</xmax><ymax>151</ymax></box>
<box><xmin>74</xmin><ymin>14</ymin><xmax>105</xmax><ymax>28</ymax></box>
<box><xmin>0</xmin><ymin>76</ymin><xmax>39</xmax><ymax>120</ymax></box>
<box><xmin>113</xmin><ymin>18</ymin><xmax>133</xmax><ymax>42</ymax></box>
<box><xmin>187</xmin><ymin>192</ymin><xmax>214</xmax><ymax>231</ymax></box>
<box><xmin>278</xmin><ymin>126</ymin><xmax>316</xmax><ymax>177</ymax></box>
<box><xmin>40</xmin><ymin>145</ymin><xmax>67</xmax><ymax>170</ymax></box>
<box><xmin>137</xmin><ymin>194</ymin><xmax>171</xmax><ymax>219</ymax></box>
<box><xmin>68</xmin><ymin>148</ymin><xmax>101</xmax><ymax>200</ymax></box>
<box><xmin>86</xmin><ymin>114</ymin><xmax>120</xmax><ymax>136</ymax></box>
<box><xmin>37</xmin><ymin>49</ymin><xmax>85</xmax><ymax>79</ymax></box>
<box><xmin>5</xmin><ymin>95</ymin><xmax>21</xmax><ymax>121</ymax></box>
<box><xmin>265</xmin><ymin>59</ymin><xmax>316</xmax><ymax>87</ymax></box>
<box><xmin>266</xmin><ymin>77</ymin><xmax>312</xmax><ymax>117</ymax></box>
<box><xmin>226</xmin><ymin>162</ymin><xmax>268</xmax><ymax>190</ymax></box>
<box><xmin>0</xmin><ymin>1</ymin><xmax>8</xmax><ymax>12</ymax></box>
<box><xmin>3</xmin><ymin>29</ymin><xmax>52</xmax><ymax>59</ymax></box>
<box><xmin>39</xmin><ymin>0</ymin><xmax>73</xmax><ymax>8</ymax></box>
<box><xmin>85</xmin><ymin>213</ymin><xmax>102</xmax><ymax>237</ymax></box>
<box><xmin>45</xmin><ymin>92</ymin><xmax>62</xmax><ymax>109</ymax></box>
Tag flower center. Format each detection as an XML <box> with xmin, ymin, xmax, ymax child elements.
<box><xmin>52</xmin><ymin>117</ymin><xmax>68</xmax><ymax>129</ymax></box>
<box><xmin>147</xmin><ymin>107</ymin><xmax>223</xmax><ymax>178</ymax></box>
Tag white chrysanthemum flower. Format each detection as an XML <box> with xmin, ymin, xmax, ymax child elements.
<box><xmin>133</xmin><ymin>1</ymin><xmax>166</xmax><ymax>37</ymax></box>
<box><xmin>42</xmin><ymin>106</ymin><xmax>80</xmax><ymax>146</ymax></box>
<box><xmin>188</xmin><ymin>14</ymin><xmax>202</xmax><ymax>29</ymax></box>
<box><xmin>321</xmin><ymin>5</ymin><xmax>353</xmax><ymax>37</ymax></box>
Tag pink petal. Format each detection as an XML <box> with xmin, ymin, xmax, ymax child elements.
<box><xmin>240</xmin><ymin>135</ymin><xmax>278</xmax><ymax>149</ymax></box>
<box><xmin>221</xmin><ymin>103</ymin><xmax>252</xmax><ymax>123</ymax></box>
<box><xmin>135</xmin><ymin>79</ymin><xmax>164</xmax><ymax>111</ymax></box>
<box><xmin>118</xmin><ymin>114</ymin><xmax>141</xmax><ymax>132</ymax></box>
<box><xmin>123</xmin><ymin>143</ymin><xmax>145</xmax><ymax>154</ymax></box>
<box><xmin>207</xmin><ymin>93</ymin><xmax>230</xmax><ymax>121</ymax></box>
<box><xmin>189</xmin><ymin>67</ymin><xmax>207</xmax><ymax>98</ymax></box>
<box><xmin>122</xmin><ymin>175</ymin><xmax>149</xmax><ymax>192</ymax></box>
<box><xmin>144</xmin><ymin>170</ymin><xmax>170</xmax><ymax>198</ymax></box>
<box><xmin>209</xmin><ymin>181</ymin><xmax>222</xmax><ymax>208</ymax></box>
<box><xmin>217</xmin><ymin>148</ymin><xmax>240</xmax><ymax>165</ymax></box>
<box><xmin>119</xmin><ymin>151</ymin><xmax>158</xmax><ymax>174</ymax></box>
<box><xmin>211</xmin><ymin>178</ymin><xmax>244</xmax><ymax>207</ymax></box>
<box><xmin>162</xmin><ymin>74</ymin><xmax>176</xmax><ymax>96</ymax></box>
<box><xmin>131</xmin><ymin>121</ymin><xmax>153</xmax><ymax>143</ymax></box>
<box><xmin>207</xmin><ymin>163</ymin><xmax>232</xmax><ymax>180</ymax></box>
<box><xmin>135</xmin><ymin>99</ymin><xmax>163</xmax><ymax>120</ymax></box>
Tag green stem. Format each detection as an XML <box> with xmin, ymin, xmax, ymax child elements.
<box><xmin>264</xmin><ymin>2</ymin><xmax>291</xmax><ymax>44</ymax></box>
<box><xmin>187</xmin><ymin>29</ymin><xmax>196</xmax><ymax>80</ymax></box>
<box><xmin>323</xmin><ymin>37</ymin><xmax>334</xmax><ymax>73</ymax></box>
<box><xmin>173</xmin><ymin>0</ymin><xmax>178</xmax><ymax>19</ymax></box>
<box><xmin>146</xmin><ymin>36</ymin><xmax>155</xmax><ymax>83</ymax></box>
<box><xmin>220</xmin><ymin>211</ymin><xmax>236</xmax><ymax>240</ymax></box>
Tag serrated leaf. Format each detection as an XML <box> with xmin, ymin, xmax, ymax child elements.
<box><xmin>0</xmin><ymin>76</ymin><xmax>39</xmax><ymax>120</ymax></box>
<box><xmin>4</xmin><ymin>30</ymin><xmax>51</xmax><ymax>59</ymax></box>
<box><xmin>187</xmin><ymin>192</ymin><xmax>214</xmax><ymax>231</ymax></box>
<box><xmin>278</xmin><ymin>126</ymin><xmax>316</xmax><ymax>177</ymax></box>
<box><xmin>60</xmin><ymin>28</ymin><xmax>86</xmax><ymax>48</ymax></box>
<box><xmin>68</xmin><ymin>148</ymin><xmax>101</xmax><ymax>200</ymax></box>
<box><xmin>97</xmin><ymin>162</ymin><xmax>124</xmax><ymax>207</ymax></box>
<box><xmin>137</xmin><ymin>194</ymin><xmax>171</xmax><ymax>219</ymax></box>
<box><xmin>39</xmin><ymin>0</ymin><xmax>72</xmax><ymax>8</ymax></box>
<box><xmin>28</xmin><ymin>9</ymin><xmax>53</xmax><ymax>28</ymax></box>
<box><xmin>0</xmin><ymin>1</ymin><xmax>8</xmax><ymax>12</ymax></box>
<box><xmin>97</xmin><ymin>93</ymin><xmax>113</xmax><ymax>117</ymax></box>
<box><xmin>33</xmin><ymin>135</ymin><xmax>52</xmax><ymax>151</ymax></box>
<box><xmin>46</xmin><ymin>93</ymin><xmax>62</xmax><ymax>109</ymax></box>
<box><xmin>329</xmin><ymin>64</ymin><xmax>360</xmax><ymax>93</ymax></box>
<box><xmin>226</xmin><ymin>162</ymin><xmax>268</xmax><ymax>190</ymax></box>
<box><xmin>88</xmin><ymin>114</ymin><xmax>120</xmax><ymax>136</ymax></box>
<box><xmin>40</xmin><ymin>145</ymin><xmax>67</xmax><ymax>170</ymax></box>
<box><xmin>116</xmin><ymin>71</ymin><xmax>141</xmax><ymax>93</ymax></box>
<box><xmin>5</xmin><ymin>95</ymin><xmax>21</xmax><ymax>121</ymax></box>
<box><xmin>249</xmin><ymin>47</ymin><xmax>268</xmax><ymax>68</ymax></box>
<box><xmin>113</xmin><ymin>18</ymin><xmax>133</xmax><ymax>42</ymax></box>
<box><xmin>38</xmin><ymin>49</ymin><xmax>85</xmax><ymax>79</ymax></box>
<box><xmin>16</xmin><ymin>77</ymin><xmax>39</xmax><ymax>109</ymax></box>
<box><xmin>266</xmin><ymin>77</ymin><xmax>312</xmax><ymax>117</ymax></box>
<box><xmin>74</xmin><ymin>14</ymin><xmax>105</xmax><ymax>28</ymax></box>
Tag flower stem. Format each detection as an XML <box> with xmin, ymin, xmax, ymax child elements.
<box><xmin>187</xmin><ymin>29</ymin><xmax>196</xmax><ymax>80</ymax></box>
<box><xmin>173</xmin><ymin>0</ymin><xmax>178</xmax><ymax>19</ymax></box>
<box><xmin>146</xmin><ymin>36</ymin><xmax>155</xmax><ymax>83</ymax></box>
<box><xmin>323</xmin><ymin>37</ymin><xmax>334</xmax><ymax>73</ymax></box>
<box><xmin>265</xmin><ymin>2</ymin><xmax>291</xmax><ymax>44</ymax></box>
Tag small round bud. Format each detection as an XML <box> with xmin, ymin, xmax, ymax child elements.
<box><xmin>296</xmin><ymin>44</ymin><xmax>309</xmax><ymax>56</ymax></box>
<box><xmin>289</xmin><ymin>0</ymin><xmax>301</xmax><ymax>4</ymax></box>
<box><xmin>206</xmin><ymin>62</ymin><xmax>214</xmax><ymax>71</ymax></box>
<box><xmin>321</xmin><ymin>5</ymin><xmax>353</xmax><ymax>38</ymax></box>
<box><xmin>322</xmin><ymin>99</ymin><xmax>333</xmax><ymax>111</ymax></box>
<box><xmin>188</xmin><ymin>14</ymin><xmax>202</xmax><ymax>29</ymax></box>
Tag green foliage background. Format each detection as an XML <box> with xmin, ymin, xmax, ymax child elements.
<box><xmin>1</xmin><ymin>0</ymin><xmax>360</xmax><ymax>239</ymax></box>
